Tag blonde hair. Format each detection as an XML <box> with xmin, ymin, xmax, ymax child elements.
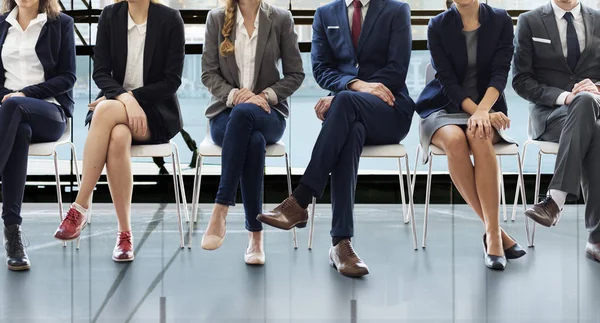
<box><xmin>2</xmin><ymin>0</ymin><xmax>61</xmax><ymax>18</ymax></box>
<box><xmin>219</xmin><ymin>0</ymin><xmax>236</xmax><ymax>56</ymax></box>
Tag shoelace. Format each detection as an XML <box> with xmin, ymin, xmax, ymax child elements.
<box><xmin>116</xmin><ymin>232</ymin><xmax>133</xmax><ymax>250</ymax></box>
<box><xmin>538</xmin><ymin>196</ymin><xmax>554</xmax><ymax>208</ymax></box>
<box><xmin>64</xmin><ymin>208</ymin><xmax>82</xmax><ymax>226</ymax></box>
<box><xmin>340</xmin><ymin>241</ymin><xmax>358</xmax><ymax>258</ymax></box>
<box><xmin>279</xmin><ymin>197</ymin><xmax>296</xmax><ymax>211</ymax></box>
<box><xmin>5</xmin><ymin>230</ymin><xmax>29</xmax><ymax>256</ymax></box>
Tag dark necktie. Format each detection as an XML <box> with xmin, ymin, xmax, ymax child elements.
<box><xmin>563</xmin><ymin>12</ymin><xmax>581</xmax><ymax>71</ymax></box>
<box><xmin>351</xmin><ymin>0</ymin><xmax>362</xmax><ymax>49</ymax></box>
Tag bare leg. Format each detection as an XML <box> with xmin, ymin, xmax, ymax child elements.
<box><xmin>466</xmin><ymin>127</ymin><xmax>503</xmax><ymax>257</ymax></box>
<box><xmin>204</xmin><ymin>204</ymin><xmax>228</xmax><ymax>238</ymax></box>
<box><xmin>75</xmin><ymin>100</ymin><xmax>130</xmax><ymax>209</ymax></box>
<box><xmin>247</xmin><ymin>231</ymin><xmax>263</xmax><ymax>254</ymax></box>
<box><xmin>432</xmin><ymin>126</ymin><xmax>515</xmax><ymax>249</ymax></box>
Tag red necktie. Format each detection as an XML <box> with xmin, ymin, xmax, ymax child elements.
<box><xmin>351</xmin><ymin>0</ymin><xmax>362</xmax><ymax>49</ymax></box>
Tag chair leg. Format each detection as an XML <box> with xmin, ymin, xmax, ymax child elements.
<box><xmin>404</xmin><ymin>155</ymin><xmax>418</xmax><ymax>250</ymax></box>
<box><xmin>284</xmin><ymin>153</ymin><xmax>297</xmax><ymax>249</ymax></box>
<box><xmin>68</xmin><ymin>143</ymin><xmax>88</xmax><ymax>226</ymax></box>
<box><xmin>189</xmin><ymin>154</ymin><xmax>203</xmax><ymax>249</ymax></box>
<box><xmin>422</xmin><ymin>153</ymin><xmax>433</xmax><ymax>249</ymax></box>
<box><xmin>498</xmin><ymin>157</ymin><xmax>507</xmax><ymax>222</ymax></box>
<box><xmin>517</xmin><ymin>151</ymin><xmax>533</xmax><ymax>247</ymax></box>
<box><xmin>397</xmin><ymin>158</ymin><xmax>408</xmax><ymax>224</ymax></box>
<box><xmin>53</xmin><ymin>151</ymin><xmax>67</xmax><ymax>248</ymax></box>
<box><xmin>512</xmin><ymin>143</ymin><xmax>529</xmax><ymax>222</ymax></box>
<box><xmin>171</xmin><ymin>152</ymin><xmax>185</xmax><ymax>249</ymax></box>
<box><xmin>412</xmin><ymin>145</ymin><xmax>421</xmax><ymax>196</ymax></box>
<box><xmin>172</xmin><ymin>143</ymin><xmax>189</xmax><ymax>224</ymax></box>
<box><xmin>308</xmin><ymin>197</ymin><xmax>316</xmax><ymax>250</ymax></box>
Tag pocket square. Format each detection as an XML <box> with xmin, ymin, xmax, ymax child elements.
<box><xmin>532</xmin><ymin>37</ymin><xmax>551</xmax><ymax>44</ymax></box>
<box><xmin>327</xmin><ymin>26</ymin><xmax>340</xmax><ymax>29</ymax></box>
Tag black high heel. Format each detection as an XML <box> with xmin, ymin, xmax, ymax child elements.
<box><xmin>483</xmin><ymin>234</ymin><xmax>506</xmax><ymax>270</ymax></box>
<box><xmin>503</xmin><ymin>233</ymin><xmax>526</xmax><ymax>260</ymax></box>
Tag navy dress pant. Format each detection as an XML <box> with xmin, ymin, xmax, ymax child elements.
<box><xmin>211</xmin><ymin>104</ymin><xmax>286</xmax><ymax>232</ymax></box>
<box><xmin>300</xmin><ymin>91</ymin><xmax>412</xmax><ymax>238</ymax></box>
<box><xmin>1</xmin><ymin>97</ymin><xmax>66</xmax><ymax>227</ymax></box>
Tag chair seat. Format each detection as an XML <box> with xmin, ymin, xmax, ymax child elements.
<box><xmin>361</xmin><ymin>144</ymin><xmax>407</xmax><ymax>158</ymax></box>
<box><xmin>198</xmin><ymin>137</ymin><xmax>286</xmax><ymax>157</ymax></box>
<box><xmin>431</xmin><ymin>143</ymin><xmax>519</xmax><ymax>156</ymax></box>
<box><xmin>527</xmin><ymin>139</ymin><xmax>559</xmax><ymax>155</ymax></box>
<box><xmin>29</xmin><ymin>132</ymin><xmax>72</xmax><ymax>157</ymax></box>
<box><xmin>131</xmin><ymin>143</ymin><xmax>173</xmax><ymax>158</ymax></box>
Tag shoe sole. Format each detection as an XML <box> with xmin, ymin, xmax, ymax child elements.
<box><xmin>7</xmin><ymin>264</ymin><xmax>30</xmax><ymax>271</ymax></box>
<box><xmin>112</xmin><ymin>256</ymin><xmax>135</xmax><ymax>263</ymax></box>
<box><xmin>523</xmin><ymin>211</ymin><xmax>554</xmax><ymax>227</ymax></box>
<box><xmin>328</xmin><ymin>259</ymin><xmax>369</xmax><ymax>277</ymax></box>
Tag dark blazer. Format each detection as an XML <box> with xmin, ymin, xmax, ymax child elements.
<box><xmin>311</xmin><ymin>0</ymin><xmax>415</xmax><ymax>113</ymax></box>
<box><xmin>0</xmin><ymin>12</ymin><xmax>76</xmax><ymax>117</ymax></box>
<box><xmin>416</xmin><ymin>3</ymin><xmax>514</xmax><ymax>118</ymax></box>
<box><xmin>89</xmin><ymin>1</ymin><xmax>185</xmax><ymax>139</ymax></box>
<box><xmin>513</xmin><ymin>3</ymin><xmax>600</xmax><ymax>139</ymax></box>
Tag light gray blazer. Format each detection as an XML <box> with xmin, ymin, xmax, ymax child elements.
<box><xmin>201</xmin><ymin>2</ymin><xmax>305</xmax><ymax>118</ymax></box>
<box><xmin>512</xmin><ymin>3</ymin><xmax>600</xmax><ymax>139</ymax></box>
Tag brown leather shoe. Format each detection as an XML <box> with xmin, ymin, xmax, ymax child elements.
<box><xmin>257</xmin><ymin>196</ymin><xmax>308</xmax><ymax>230</ymax></box>
<box><xmin>524</xmin><ymin>196</ymin><xmax>561</xmax><ymax>227</ymax></box>
<box><xmin>585</xmin><ymin>242</ymin><xmax>600</xmax><ymax>263</ymax></box>
<box><xmin>329</xmin><ymin>239</ymin><xmax>369</xmax><ymax>277</ymax></box>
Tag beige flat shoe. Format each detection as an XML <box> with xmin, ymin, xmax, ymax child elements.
<box><xmin>244</xmin><ymin>249</ymin><xmax>265</xmax><ymax>265</ymax></box>
<box><xmin>201</xmin><ymin>231</ymin><xmax>226</xmax><ymax>250</ymax></box>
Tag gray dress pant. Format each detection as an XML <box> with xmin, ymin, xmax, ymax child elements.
<box><xmin>538</xmin><ymin>92</ymin><xmax>600</xmax><ymax>243</ymax></box>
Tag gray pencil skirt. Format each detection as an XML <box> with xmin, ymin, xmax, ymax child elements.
<box><xmin>419</xmin><ymin>110</ymin><xmax>516</xmax><ymax>164</ymax></box>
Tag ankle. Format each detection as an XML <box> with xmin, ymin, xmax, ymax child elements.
<box><xmin>71</xmin><ymin>202</ymin><xmax>88</xmax><ymax>215</ymax></box>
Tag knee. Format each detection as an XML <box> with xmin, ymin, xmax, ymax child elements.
<box><xmin>92</xmin><ymin>100</ymin><xmax>124</xmax><ymax>123</ymax></box>
<box><xmin>228</xmin><ymin>103</ymin><xmax>258</xmax><ymax>124</ymax></box>
<box><xmin>465</xmin><ymin>127</ymin><xmax>493</xmax><ymax>148</ymax></box>
<box><xmin>108</xmin><ymin>124</ymin><xmax>132</xmax><ymax>154</ymax></box>
<box><xmin>440</xmin><ymin>131</ymin><xmax>469</xmax><ymax>156</ymax></box>
<box><xmin>328</xmin><ymin>91</ymin><xmax>357</xmax><ymax>117</ymax></box>
<box><xmin>0</xmin><ymin>97</ymin><xmax>23</xmax><ymax>114</ymax></box>
<box><xmin>569</xmin><ymin>92</ymin><xmax>600</xmax><ymax>119</ymax></box>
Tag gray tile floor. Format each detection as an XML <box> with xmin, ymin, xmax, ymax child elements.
<box><xmin>0</xmin><ymin>203</ymin><xmax>598</xmax><ymax>323</ymax></box>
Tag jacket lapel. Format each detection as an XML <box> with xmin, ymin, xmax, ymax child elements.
<box><xmin>143</xmin><ymin>2</ymin><xmax>158</xmax><ymax>84</ymax></box>
<box><xmin>334</xmin><ymin>0</ymin><xmax>355</xmax><ymax>56</ymax></box>
<box><xmin>357</xmin><ymin>0</ymin><xmax>385</xmax><ymax>55</ymax></box>
<box><xmin>115</xmin><ymin>3</ymin><xmax>129</xmax><ymax>83</ymax></box>
<box><xmin>0</xmin><ymin>20</ymin><xmax>8</xmax><ymax>80</ymax></box>
<box><xmin>541</xmin><ymin>3</ymin><xmax>571</xmax><ymax>71</ymax></box>
<box><xmin>251</xmin><ymin>2</ymin><xmax>272</xmax><ymax>90</ymax></box>
<box><xmin>575</xmin><ymin>4</ymin><xmax>595</xmax><ymax>72</ymax></box>
<box><xmin>449</xmin><ymin>6</ymin><xmax>468</xmax><ymax>84</ymax></box>
<box><xmin>226</xmin><ymin>13</ymin><xmax>240</xmax><ymax>87</ymax></box>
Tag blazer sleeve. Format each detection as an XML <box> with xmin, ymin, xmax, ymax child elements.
<box><xmin>311</xmin><ymin>8</ymin><xmax>356</xmax><ymax>93</ymax></box>
<box><xmin>512</xmin><ymin>14</ymin><xmax>565</xmax><ymax>107</ymax></box>
<box><xmin>487</xmin><ymin>12</ymin><xmax>514</xmax><ymax>93</ymax></box>
<box><xmin>201</xmin><ymin>10</ymin><xmax>235</xmax><ymax>103</ymax></box>
<box><xmin>265</xmin><ymin>11</ymin><xmax>304</xmax><ymax>103</ymax></box>
<box><xmin>427</xmin><ymin>19</ymin><xmax>468</xmax><ymax>107</ymax></box>
<box><xmin>132</xmin><ymin>10</ymin><xmax>185</xmax><ymax>103</ymax></box>
<box><xmin>20</xmin><ymin>17</ymin><xmax>76</xmax><ymax>100</ymax></box>
<box><xmin>92</xmin><ymin>7</ymin><xmax>128</xmax><ymax>99</ymax></box>
<box><xmin>366</xmin><ymin>3</ymin><xmax>412</xmax><ymax>92</ymax></box>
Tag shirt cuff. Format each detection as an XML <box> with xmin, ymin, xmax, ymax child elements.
<box><xmin>556</xmin><ymin>91</ymin><xmax>570</xmax><ymax>106</ymax></box>
<box><xmin>263</xmin><ymin>87</ymin><xmax>278</xmax><ymax>106</ymax></box>
<box><xmin>226</xmin><ymin>89</ymin><xmax>238</xmax><ymax>107</ymax></box>
<box><xmin>346</xmin><ymin>79</ymin><xmax>359</xmax><ymax>90</ymax></box>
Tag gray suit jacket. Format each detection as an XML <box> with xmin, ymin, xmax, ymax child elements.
<box><xmin>512</xmin><ymin>3</ymin><xmax>600</xmax><ymax>139</ymax></box>
<box><xmin>201</xmin><ymin>2</ymin><xmax>305</xmax><ymax>118</ymax></box>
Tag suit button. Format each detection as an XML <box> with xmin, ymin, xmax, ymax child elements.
<box><xmin>355</xmin><ymin>63</ymin><xmax>359</xmax><ymax>69</ymax></box>
<box><xmin>570</xmin><ymin>76</ymin><xmax>575</xmax><ymax>81</ymax></box>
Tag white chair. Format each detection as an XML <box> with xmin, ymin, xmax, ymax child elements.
<box><xmin>414</xmin><ymin>64</ymin><xmax>527</xmax><ymax>248</ymax></box>
<box><xmin>306</xmin><ymin>144</ymin><xmax>418</xmax><ymax>250</ymax></box>
<box><xmin>511</xmin><ymin>118</ymin><xmax>559</xmax><ymax>247</ymax></box>
<box><xmin>189</xmin><ymin>126</ymin><xmax>297</xmax><ymax>249</ymax></box>
<box><xmin>86</xmin><ymin>141</ymin><xmax>189</xmax><ymax>249</ymax></box>
<box><xmin>28</xmin><ymin>118</ymin><xmax>80</xmax><ymax>248</ymax></box>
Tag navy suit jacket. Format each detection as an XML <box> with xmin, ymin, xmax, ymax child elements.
<box><xmin>311</xmin><ymin>0</ymin><xmax>415</xmax><ymax>113</ymax></box>
<box><xmin>89</xmin><ymin>2</ymin><xmax>185</xmax><ymax>139</ymax></box>
<box><xmin>415</xmin><ymin>4</ymin><xmax>514</xmax><ymax>118</ymax></box>
<box><xmin>0</xmin><ymin>12</ymin><xmax>76</xmax><ymax>117</ymax></box>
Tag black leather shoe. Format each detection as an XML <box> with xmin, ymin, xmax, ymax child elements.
<box><xmin>482</xmin><ymin>234</ymin><xmax>506</xmax><ymax>270</ymax></box>
<box><xmin>503</xmin><ymin>233</ymin><xmax>526</xmax><ymax>260</ymax></box>
<box><xmin>4</xmin><ymin>224</ymin><xmax>30</xmax><ymax>271</ymax></box>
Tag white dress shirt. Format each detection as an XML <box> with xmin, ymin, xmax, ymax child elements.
<box><xmin>122</xmin><ymin>13</ymin><xmax>146</xmax><ymax>92</ymax></box>
<box><xmin>226</xmin><ymin>6</ymin><xmax>277</xmax><ymax>108</ymax></box>
<box><xmin>551</xmin><ymin>2</ymin><xmax>588</xmax><ymax>105</ymax></box>
<box><xmin>346</xmin><ymin>0</ymin><xmax>370</xmax><ymax>30</ymax></box>
<box><xmin>2</xmin><ymin>8</ymin><xmax>59</xmax><ymax>105</ymax></box>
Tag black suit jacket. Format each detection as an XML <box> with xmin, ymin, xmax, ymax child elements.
<box><xmin>0</xmin><ymin>13</ymin><xmax>76</xmax><ymax>117</ymax></box>
<box><xmin>88</xmin><ymin>1</ymin><xmax>185</xmax><ymax>139</ymax></box>
<box><xmin>416</xmin><ymin>4</ymin><xmax>514</xmax><ymax>117</ymax></box>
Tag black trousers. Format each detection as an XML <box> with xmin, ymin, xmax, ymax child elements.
<box><xmin>0</xmin><ymin>97</ymin><xmax>66</xmax><ymax>227</ymax></box>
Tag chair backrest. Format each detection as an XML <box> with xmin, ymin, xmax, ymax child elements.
<box><xmin>425</xmin><ymin>63</ymin><xmax>435</xmax><ymax>84</ymax></box>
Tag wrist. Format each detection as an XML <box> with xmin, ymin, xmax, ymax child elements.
<box><xmin>348</xmin><ymin>80</ymin><xmax>363</xmax><ymax>92</ymax></box>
